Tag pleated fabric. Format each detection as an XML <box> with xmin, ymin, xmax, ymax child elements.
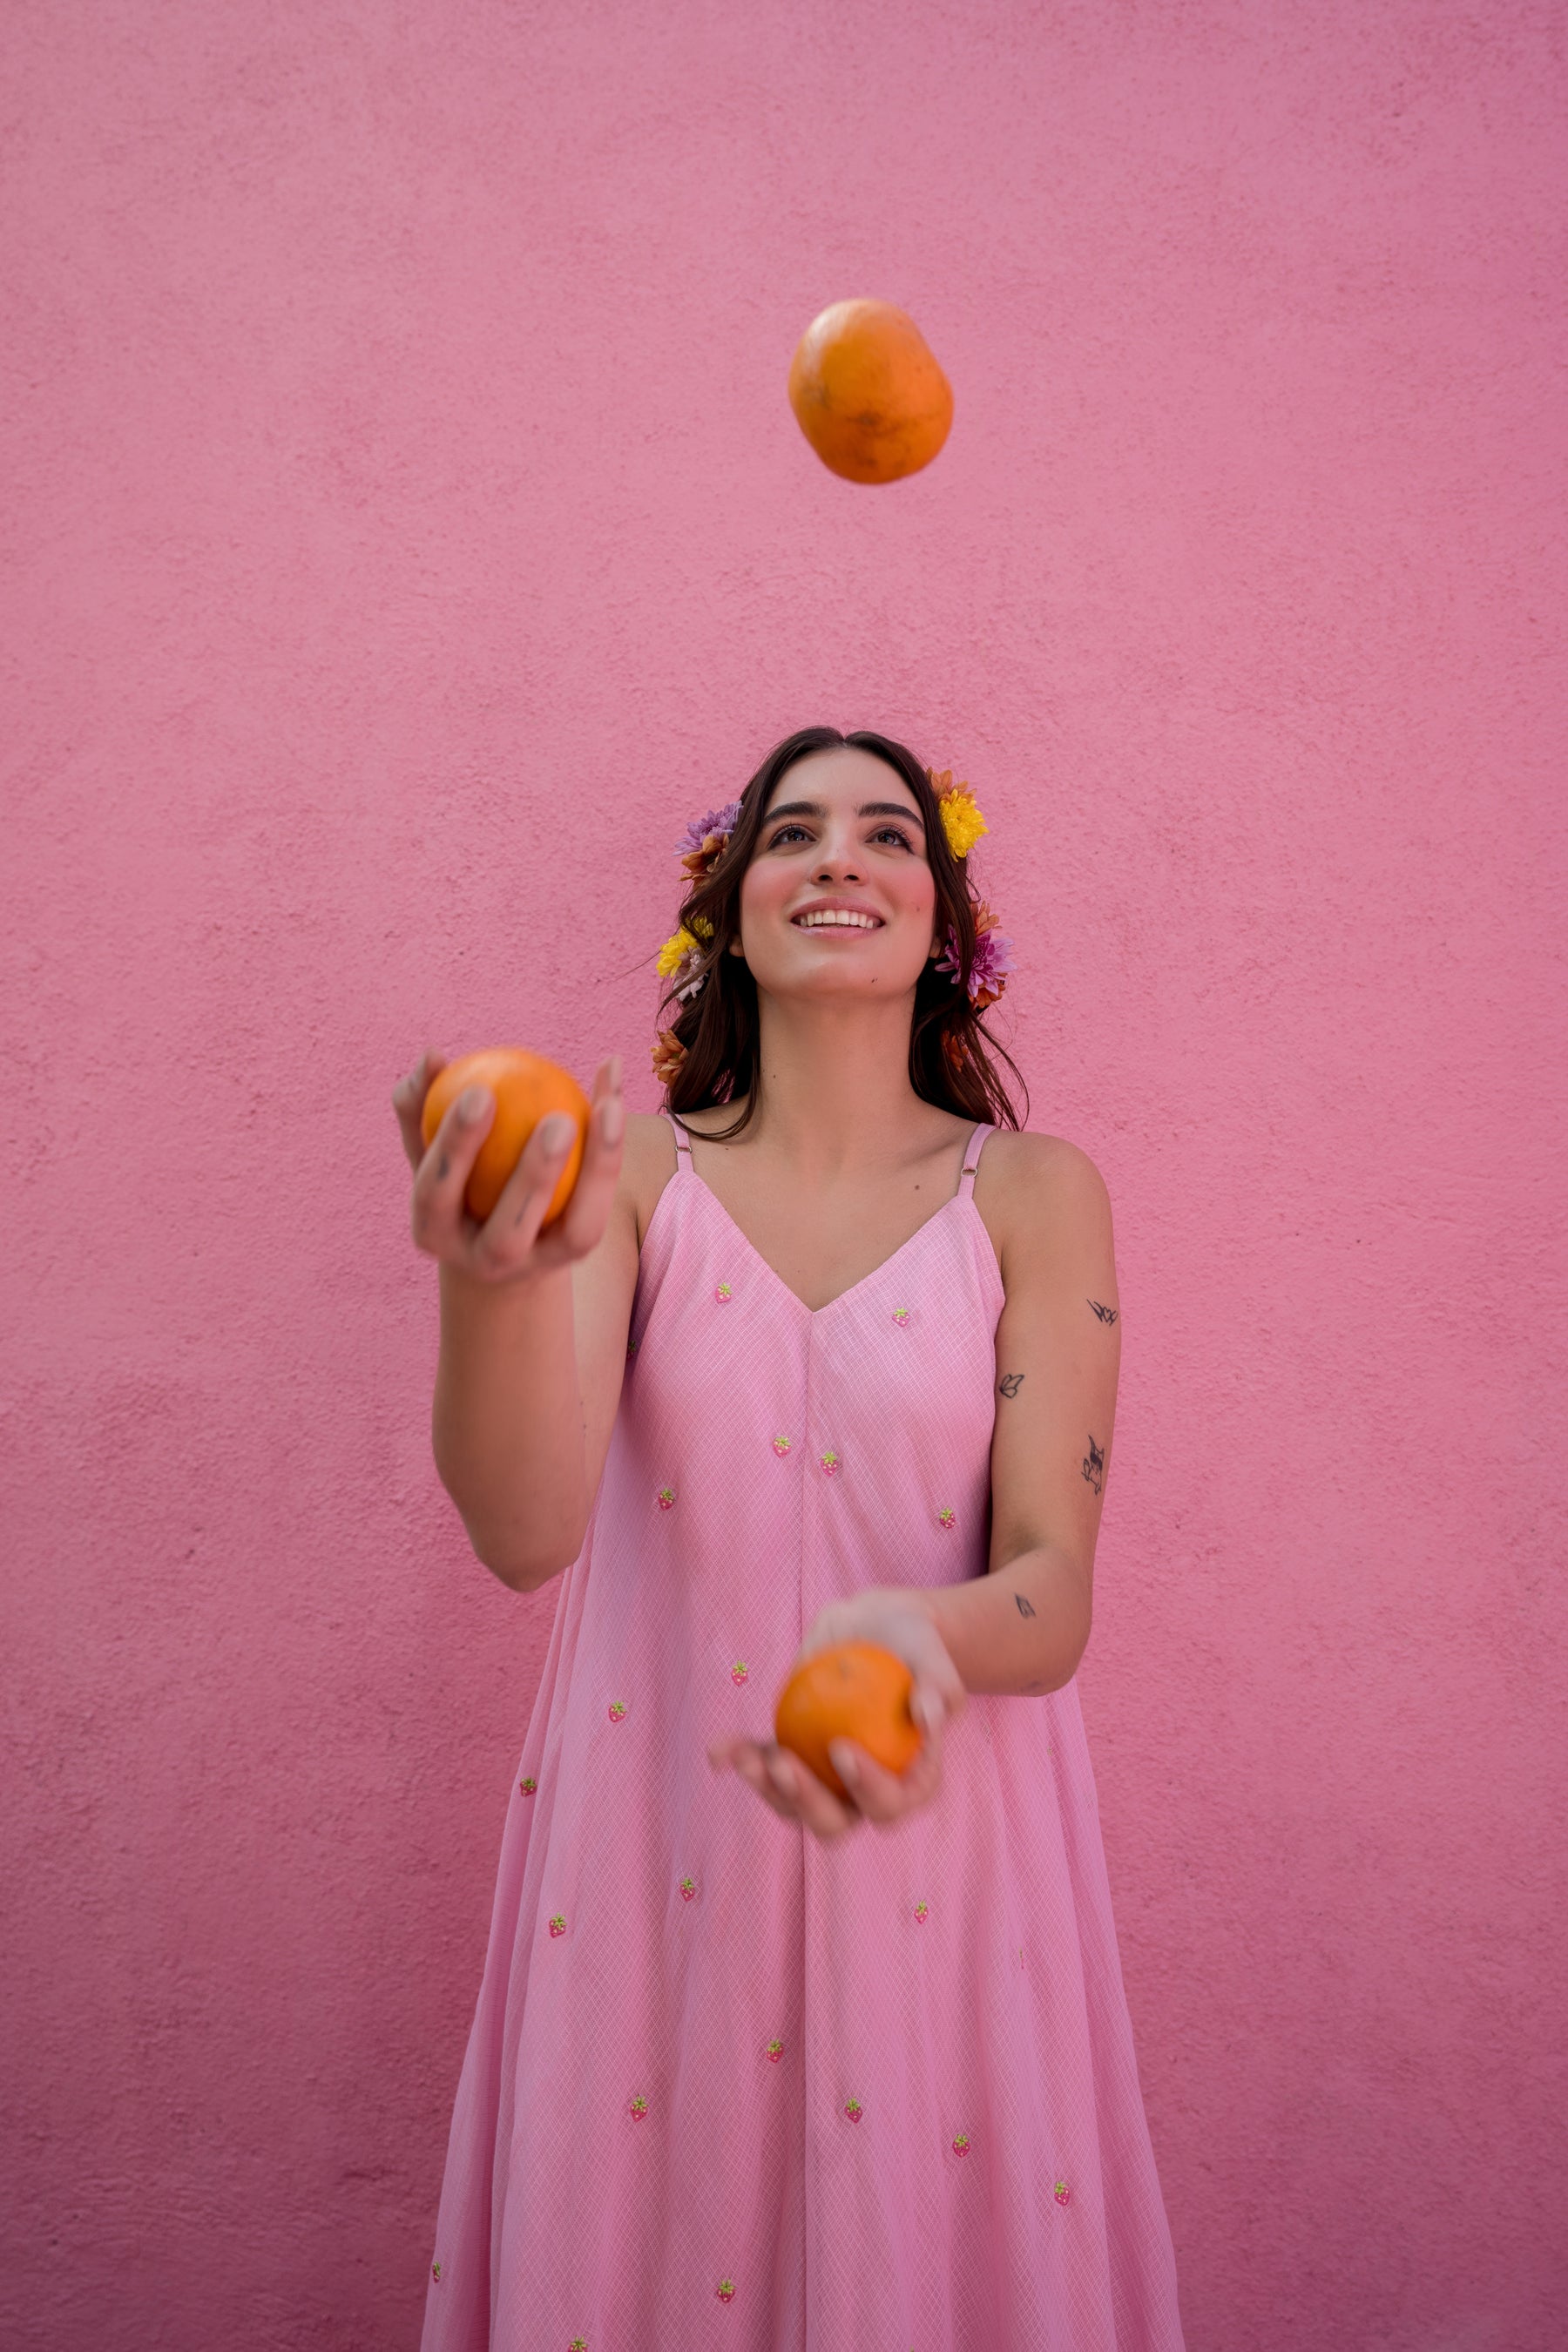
<box><xmin>420</xmin><ymin>1120</ymin><xmax>1185</xmax><ymax>2352</ymax></box>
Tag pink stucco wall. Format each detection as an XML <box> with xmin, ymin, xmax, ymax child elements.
<box><xmin>3</xmin><ymin>3</ymin><xmax>1565</xmax><ymax>2346</ymax></box>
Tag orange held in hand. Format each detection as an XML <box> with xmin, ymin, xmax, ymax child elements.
<box><xmin>787</xmin><ymin>299</ymin><xmax>954</xmax><ymax>485</ymax></box>
<box><xmin>774</xmin><ymin>1640</ymin><xmax>923</xmax><ymax>1799</ymax></box>
<box><xmin>421</xmin><ymin>1048</ymin><xmax>590</xmax><ymax>1226</ymax></box>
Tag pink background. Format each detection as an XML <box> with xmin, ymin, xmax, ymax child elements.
<box><xmin>3</xmin><ymin>2</ymin><xmax>1565</xmax><ymax>2346</ymax></box>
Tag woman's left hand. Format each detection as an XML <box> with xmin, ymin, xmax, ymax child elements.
<box><xmin>708</xmin><ymin>1590</ymin><xmax>967</xmax><ymax>1842</ymax></box>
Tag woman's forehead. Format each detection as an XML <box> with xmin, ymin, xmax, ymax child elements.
<box><xmin>762</xmin><ymin>747</ymin><xmax>921</xmax><ymax>818</ymax></box>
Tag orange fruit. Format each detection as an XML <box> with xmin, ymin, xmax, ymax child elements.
<box><xmin>787</xmin><ymin>300</ymin><xmax>954</xmax><ymax>484</ymax></box>
<box><xmin>420</xmin><ymin>1048</ymin><xmax>590</xmax><ymax>1226</ymax></box>
<box><xmin>774</xmin><ymin>1640</ymin><xmax>923</xmax><ymax>1798</ymax></box>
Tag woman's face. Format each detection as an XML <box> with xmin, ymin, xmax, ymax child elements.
<box><xmin>735</xmin><ymin>747</ymin><xmax>940</xmax><ymax>1004</ymax></box>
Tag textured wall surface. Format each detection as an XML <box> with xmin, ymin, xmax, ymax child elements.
<box><xmin>3</xmin><ymin>2</ymin><xmax>1565</xmax><ymax>2346</ymax></box>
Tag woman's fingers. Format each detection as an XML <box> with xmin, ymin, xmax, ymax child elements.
<box><xmin>710</xmin><ymin>1738</ymin><xmax>858</xmax><ymax>1840</ymax></box>
<box><xmin>409</xmin><ymin>1085</ymin><xmax>495</xmax><ymax>1257</ymax></box>
<box><xmin>829</xmin><ymin>1720</ymin><xmax>943</xmax><ymax>1828</ymax></box>
<box><xmin>472</xmin><ymin>1108</ymin><xmax>581</xmax><ymax>1272</ymax></box>
<box><xmin>392</xmin><ymin>1050</ymin><xmax>448</xmax><ymax>1172</ymax></box>
<box><xmin>550</xmin><ymin>1057</ymin><xmax>625</xmax><ymax>1259</ymax></box>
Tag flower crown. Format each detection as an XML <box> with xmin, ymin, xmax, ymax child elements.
<box><xmin>652</xmin><ymin>769</ymin><xmax>1014</xmax><ymax>1080</ymax></box>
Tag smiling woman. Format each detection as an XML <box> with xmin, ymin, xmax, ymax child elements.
<box><xmin>399</xmin><ymin>727</ymin><xmax>1185</xmax><ymax>2350</ymax></box>
<box><xmin>655</xmin><ymin>727</ymin><xmax>1025</xmax><ymax>1136</ymax></box>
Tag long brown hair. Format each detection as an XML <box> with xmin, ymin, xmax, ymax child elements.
<box><xmin>658</xmin><ymin>727</ymin><xmax>1026</xmax><ymax>1139</ymax></box>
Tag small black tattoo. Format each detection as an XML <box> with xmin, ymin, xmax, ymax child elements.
<box><xmin>1082</xmin><ymin>1436</ymin><xmax>1105</xmax><ymax>1496</ymax></box>
<box><xmin>436</xmin><ymin>1154</ymin><xmax>450</xmax><ymax>1181</ymax></box>
<box><xmin>998</xmin><ymin>1372</ymin><xmax>1025</xmax><ymax>1398</ymax></box>
<box><xmin>1014</xmin><ymin>1593</ymin><xmax>1037</xmax><ymax>1619</ymax></box>
<box><xmin>1088</xmin><ymin>1300</ymin><xmax>1118</xmax><ymax>1326</ymax></box>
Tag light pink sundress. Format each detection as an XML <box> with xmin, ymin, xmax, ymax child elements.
<box><xmin>420</xmin><ymin>1119</ymin><xmax>1185</xmax><ymax>2351</ymax></box>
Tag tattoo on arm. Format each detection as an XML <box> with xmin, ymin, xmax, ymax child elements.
<box><xmin>1088</xmin><ymin>1300</ymin><xmax>1118</xmax><ymax>1325</ymax></box>
<box><xmin>1082</xmin><ymin>1436</ymin><xmax>1105</xmax><ymax>1496</ymax></box>
<box><xmin>1014</xmin><ymin>1592</ymin><xmax>1037</xmax><ymax>1619</ymax></box>
<box><xmin>998</xmin><ymin>1372</ymin><xmax>1024</xmax><ymax>1398</ymax></box>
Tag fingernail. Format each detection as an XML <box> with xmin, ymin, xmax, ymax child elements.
<box><xmin>538</xmin><ymin>1113</ymin><xmax>573</xmax><ymax>1154</ymax></box>
<box><xmin>601</xmin><ymin>1095</ymin><xmax>625</xmax><ymax>1146</ymax></box>
<box><xmin>458</xmin><ymin>1086</ymin><xmax>490</xmax><ymax>1122</ymax></box>
<box><xmin>828</xmin><ymin>1740</ymin><xmax>859</xmax><ymax>1783</ymax></box>
<box><xmin>608</xmin><ymin>1053</ymin><xmax>623</xmax><ymax>1089</ymax></box>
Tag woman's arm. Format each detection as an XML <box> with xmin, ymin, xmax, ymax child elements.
<box><xmin>917</xmin><ymin>1132</ymin><xmax>1119</xmax><ymax>1693</ymax></box>
<box><xmin>393</xmin><ymin>1053</ymin><xmax>652</xmax><ymax>1592</ymax></box>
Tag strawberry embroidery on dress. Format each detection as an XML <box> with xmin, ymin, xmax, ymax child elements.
<box><xmin>913</xmin><ymin>1900</ymin><xmax>930</xmax><ymax>1923</ymax></box>
<box><xmin>547</xmin><ymin>1914</ymin><xmax>566</xmax><ymax>1938</ymax></box>
<box><xmin>628</xmin><ymin>2095</ymin><xmax>649</xmax><ymax>2121</ymax></box>
<box><xmin>430</xmin><ymin>2260</ymin><xmax>443</xmax><ymax>2281</ymax></box>
<box><xmin>518</xmin><ymin>1776</ymin><xmax>537</xmax><ymax>1796</ymax></box>
<box><xmin>607</xmin><ymin>1700</ymin><xmax>628</xmax><ymax>1722</ymax></box>
<box><xmin>937</xmin><ymin>1506</ymin><xmax>956</xmax><ymax>1529</ymax></box>
<box><xmin>656</xmin><ymin>1487</ymin><xmax>676</xmax><ymax>1511</ymax></box>
<box><xmin>569</xmin><ymin>2339</ymin><xmax>588</xmax><ymax>2350</ymax></box>
<box><xmin>679</xmin><ymin>1876</ymin><xmax>697</xmax><ymax>1902</ymax></box>
<box><xmin>765</xmin><ymin>2038</ymin><xmax>783</xmax><ymax>2062</ymax></box>
<box><xmin>819</xmin><ymin>1450</ymin><xmax>841</xmax><ymax>1477</ymax></box>
<box><xmin>715</xmin><ymin>2279</ymin><xmax>737</xmax><ymax>2304</ymax></box>
<box><xmin>713</xmin><ymin>1281</ymin><xmax>733</xmax><ymax>1304</ymax></box>
<box><xmin>892</xmin><ymin>1307</ymin><xmax>910</xmax><ymax>1327</ymax></box>
<box><xmin>951</xmin><ymin>2133</ymin><xmax>971</xmax><ymax>2157</ymax></box>
<box><xmin>772</xmin><ymin>1436</ymin><xmax>792</xmax><ymax>1457</ymax></box>
<box><xmin>1054</xmin><ymin>2178</ymin><xmax>1071</xmax><ymax>2207</ymax></box>
<box><xmin>731</xmin><ymin>1659</ymin><xmax>749</xmax><ymax>1685</ymax></box>
<box><xmin>843</xmin><ymin>2097</ymin><xmax>863</xmax><ymax>2123</ymax></box>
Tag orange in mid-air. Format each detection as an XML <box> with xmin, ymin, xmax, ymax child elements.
<box><xmin>787</xmin><ymin>299</ymin><xmax>954</xmax><ymax>484</ymax></box>
<box><xmin>774</xmin><ymin>1640</ymin><xmax>923</xmax><ymax>1799</ymax></box>
<box><xmin>421</xmin><ymin>1048</ymin><xmax>590</xmax><ymax>1227</ymax></box>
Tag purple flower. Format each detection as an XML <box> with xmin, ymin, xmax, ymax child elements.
<box><xmin>937</xmin><ymin>919</ymin><xmax>1017</xmax><ymax>1010</ymax></box>
<box><xmin>674</xmin><ymin>801</ymin><xmax>742</xmax><ymax>860</ymax></box>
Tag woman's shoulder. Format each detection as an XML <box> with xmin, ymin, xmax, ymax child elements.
<box><xmin>975</xmin><ymin>1128</ymin><xmax>1115</xmax><ymax>1269</ymax></box>
<box><xmin>619</xmin><ymin>1109</ymin><xmax>680</xmax><ymax>1246</ymax></box>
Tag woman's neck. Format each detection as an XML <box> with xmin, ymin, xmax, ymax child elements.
<box><xmin>727</xmin><ymin>990</ymin><xmax>956</xmax><ymax>1175</ymax></box>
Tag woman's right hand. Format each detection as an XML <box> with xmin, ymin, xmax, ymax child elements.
<box><xmin>391</xmin><ymin>1050</ymin><xmax>625</xmax><ymax>1285</ymax></box>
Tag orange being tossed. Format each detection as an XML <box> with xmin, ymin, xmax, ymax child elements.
<box><xmin>774</xmin><ymin>1640</ymin><xmax>923</xmax><ymax>1799</ymax></box>
<box><xmin>421</xmin><ymin>1047</ymin><xmax>590</xmax><ymax>1226</ymax></box>
<box><xmin>787</xmin><ymin>299</ymin><xmax>954</xmax><ymax>484</ymax></box>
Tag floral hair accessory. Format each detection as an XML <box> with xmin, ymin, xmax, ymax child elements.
<box><xmin>676</xmin><ymin>800</ymin><xmax>743</xmax><ymax>880</ymax></box>
<box><xmin>926</xmin><ymin>768</ymin><xmax>989</xmax><ymax>860</ymax></box>
<box><xmin>656</xmin><ymin>923</ymin><xmax>710</xmax><ymax>1003</ymax></box>
<box><xmin>937</xmin><ymin>897</ymin><xmax>1016</xmax><ymax>1011</ymax></box>
<box><xmin>651</xmin><ymin>1028</ymin><xmax>686</xmax><ymax>1085</ymax></box>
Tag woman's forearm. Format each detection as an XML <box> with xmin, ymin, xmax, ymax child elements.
<box><xmin>914</xmin><ymin>1544</ymin><xmax>1092</xmax><ymax>1697</ymax></box>
<box><xmin>432</xmin><ymin>1264</ymin><xmax>590</xmax><ymax>1588</ymax></box>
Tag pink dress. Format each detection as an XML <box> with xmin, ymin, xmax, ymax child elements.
<box><xmin>420</xmin><ymin>1120</ymin><xmax>1185</xmax><ymax>2351</ymax></box>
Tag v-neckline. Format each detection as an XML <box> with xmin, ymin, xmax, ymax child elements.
<box><xmin>673</xmin><ymin>1136</ymin><xmax>984</xmax><ymax>1320</ymax></box>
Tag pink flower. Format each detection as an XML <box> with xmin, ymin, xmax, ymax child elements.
<box><xmin>936</xmin><ymin>908</ymin><xmax>1017</xmax><ymax>1010</ymax></box>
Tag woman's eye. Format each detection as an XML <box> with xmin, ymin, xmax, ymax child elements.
<box><xmin>871</xmin><ymin>826</ymin><xmax>916</xmax><ymax>849</ymax></box>
<box><xmin>768</xmin><ymin>823</ymin><xmax>813</xmax><ymax>847</ymax></box>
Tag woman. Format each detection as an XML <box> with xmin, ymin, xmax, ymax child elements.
<box><xmin>395</xmin><ymin>727</ymin><xmax>1185</xmax><ymax>2350</ymax></box>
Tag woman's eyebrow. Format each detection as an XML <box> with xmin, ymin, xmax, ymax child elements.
<box><xmin>764</xmin><ymin>799</ymin><xmax>921</xmax><ymax>823</ymax></box>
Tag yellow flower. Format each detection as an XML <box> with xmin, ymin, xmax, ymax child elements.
<box><xmin>657</xmin><ymin>926</ymin><xmax>704</xmax><ymax>978</ymax></box>
<box><xmin>937</xmin><ymin>784</ymin><xmax>988</xmax><ymax>860</ymax></box>
<box><xmin>689</xmin><ymin>914</ymin><xmax>714</xmax><ymax>940</ymax></box>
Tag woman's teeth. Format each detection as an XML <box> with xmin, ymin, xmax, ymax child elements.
<box><xmin>794</xmin><ymin>910</ymin><xmax>880</xmax><ymax>929</ymax></box>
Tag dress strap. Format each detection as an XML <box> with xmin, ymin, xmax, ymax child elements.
<box><xmin>664</xmin><ymin>1111</ymin><xmax>694</xmax><ymax>1170</ymax></box>
<box><xmin>957</xmin><ymin>1122</ymin><xmax>994</xmax><ymax>1198</ymax></box>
